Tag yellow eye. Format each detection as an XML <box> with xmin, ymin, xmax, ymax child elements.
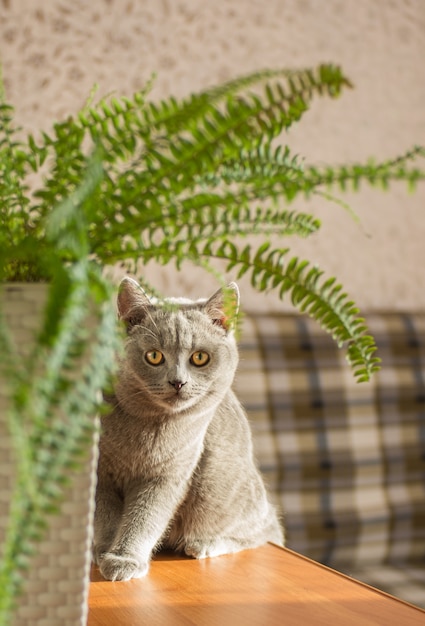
<box><xmin>190</xmin><ymin>351</ymin><xmax>210</xmax><ymax>367</ymax></box>
<box><xmin>145</xmin><ymin>350</ymin><xmax>165</xmax><ymax>366</ymax></box>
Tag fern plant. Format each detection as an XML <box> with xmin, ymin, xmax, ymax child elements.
<box><xmin>1</xmin><ymin>63</ymin><xmax>425</xmax><ymax>622</ymax></box>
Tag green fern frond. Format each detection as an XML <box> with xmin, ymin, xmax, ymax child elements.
<box><xmin>139</xmin><ymin>66</ymin><xmax>350</xmax><ymax>180</ymax></box>
<box><xmin>206</xmin><ymin>241</ymin><xmax>380</xmax><ymax>381</ymax></box>
<box><xmin>203</xmin><ymin>64</ymin><xmax>353</xmax><ymax>102</ymax></box>
<box><xmin>89</xmin><ymin>191</ymin><xmax>321</xmax><ymax>263</ymax></box>
<box><xmin>307</xmin><ymin>145</ymin><xmax>425</xmax><ymax>192</ymax></box>
<box><xmin>131</xmin><ymin>63</ymin><xmax>352</xmax><ymax>139</ymax></box>
<box><xmin>0</xmin><ymin>103</ymin><xmax>31</xmax><ymax>252</ymax></box>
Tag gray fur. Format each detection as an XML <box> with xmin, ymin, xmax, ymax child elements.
<box><xmin>93</xmin><ymin>278</ymin><xmax>284</xmax><ymax>581</ymax></box>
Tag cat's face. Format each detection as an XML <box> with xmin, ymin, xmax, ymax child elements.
<box><xmin>116</xmin><ymin>279</ymin><xmax>240</xmax><ymax>415</ymax></box>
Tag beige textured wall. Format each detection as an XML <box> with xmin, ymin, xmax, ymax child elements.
<box><xmin>1</xmin><ymin>0</ymin><xmax>424</xmax><ymax>311</ymax></box>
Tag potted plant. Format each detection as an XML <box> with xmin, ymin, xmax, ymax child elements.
<box><xmin>0</xmin><ymin>63</ymin><xmax>424</xmax><ymax>625</ymax></box>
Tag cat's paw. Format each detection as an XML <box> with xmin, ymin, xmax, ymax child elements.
<box><xmin>99</xmin><ymin>553</ymin><xmax>149</xmax><ymax>581</ymax></box>
<box><xmin>184</xmin><ymin>538</ymin><xmax>239</xmax><ymax>559</ymax></box>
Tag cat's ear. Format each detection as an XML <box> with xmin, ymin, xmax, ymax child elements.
<box><xmin>204</xmin><ymin>282</ymin><xmax>240</xmax><ymax>332</ymax></box>
<box><xmin>117</xmin><ymin>277</ymin><xmax>151</xmax><ymax>328</ymax></box>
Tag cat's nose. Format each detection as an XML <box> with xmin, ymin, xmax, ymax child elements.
<box><xmin>169</xmin><ymin>380</ymin><xmax>187</xmax><ymax>392</ymax></box>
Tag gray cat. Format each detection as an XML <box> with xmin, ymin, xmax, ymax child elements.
<box><xmin>93</xmin><ymin>277</ymin><xmax>284</xmax><ymax>581</ymax></box>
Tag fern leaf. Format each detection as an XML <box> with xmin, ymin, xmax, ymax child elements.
<box><xmin>199</xmin><ymin>241</ymin><xmax>380</xmax><ymax>382</ymax></box>
<box><xmin>306</xmin><ymin>145</ymin><xmax>425</xmax><ymax>192</ymax></box>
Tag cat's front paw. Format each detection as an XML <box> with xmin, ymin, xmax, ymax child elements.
<box><xmin>99</xmin><ymin>552</ymin><xmax>149</xmax><ymax>581</ymax></box>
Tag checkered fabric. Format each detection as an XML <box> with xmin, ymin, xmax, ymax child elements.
<box><xmin>234</xmin><ymin>311</ymin><xmax>425</xmax><ymax>609</ymax></box>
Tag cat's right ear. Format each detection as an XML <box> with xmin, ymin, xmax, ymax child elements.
<box><xmin>117</xmin><ymin>277</ymin><xmax>151</xmax><ymax>329</ymax></box>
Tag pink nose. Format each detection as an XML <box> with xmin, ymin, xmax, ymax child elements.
<box><xmin>169</xmin><ymin>380</ymin><xmax>187</xmax><ymax>392</ymax></box>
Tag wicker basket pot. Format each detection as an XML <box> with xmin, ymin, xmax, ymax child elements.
<box><xmin>0</xmin><ymin>284</ymin><xmax>98</xmax><ymax>626</ymax></box>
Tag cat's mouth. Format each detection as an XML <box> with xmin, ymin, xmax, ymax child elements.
<box><xmin>166</xmin><ymin>390</ymin><xmax>188</xmax><ymax>403</ymax></box>
<box><xmin>163</xmin><ymin>389</ymin><xmax>198</xmax><ymax>412</ymax></box>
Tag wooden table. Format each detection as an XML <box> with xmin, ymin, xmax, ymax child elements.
<box><xmin>88</xmin><ymin>543</ymin><xmax>425</xmax><ymax>625</ymax></box>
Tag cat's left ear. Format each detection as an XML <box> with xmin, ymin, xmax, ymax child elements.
<box><xmin>204</xmin><ymin>282</ymin><xmax>240</xmax><ymax>332</ymax></box>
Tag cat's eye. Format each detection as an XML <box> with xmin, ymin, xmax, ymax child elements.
<box><xmin>145</xmin><ymin>350</ymin><xmax>165</xmax><ymax>366</ymax></box>
<box><xmin>190</xmin><ymin>351</ymin><xmax>210</xmax><ymax>367</ymax></box>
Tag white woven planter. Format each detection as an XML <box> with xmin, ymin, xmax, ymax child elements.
<box><xmin>0</xmin><ymin>284</ymin><xmax>98</xmax><ymax>626</ymax></box>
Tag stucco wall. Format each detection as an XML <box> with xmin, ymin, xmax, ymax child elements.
<box><xmin>1</xmin><ymin>0</ymin><xmax>424</xmax><ymax>311</ymax></box>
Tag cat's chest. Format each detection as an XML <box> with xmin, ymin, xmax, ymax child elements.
<box><xmin>100</xmin><ymin>414</ymin><xmax>207</xmax><ymax>480</ymax></box>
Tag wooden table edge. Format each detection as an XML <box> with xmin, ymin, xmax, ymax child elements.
<box><xmin>267</xmin><ymin>542</ymin><xmax>425</xmax><ymax>616</ymax></box>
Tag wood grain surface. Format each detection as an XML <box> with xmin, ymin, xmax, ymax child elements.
<box><xmin>88</xmin><ymin>544</ymin><xmax>425</xmax><ymax>625</ymax></box>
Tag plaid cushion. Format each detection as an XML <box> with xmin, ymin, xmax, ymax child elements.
<box><xmin>235</xmin><ymin>312</ymin><xmax>425</xmax><ymax>607</ymax></box>
<box><xmin>347</xmin><ymin>563</ymin><xmax>425</xmax><ymax>609</ymax></box>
